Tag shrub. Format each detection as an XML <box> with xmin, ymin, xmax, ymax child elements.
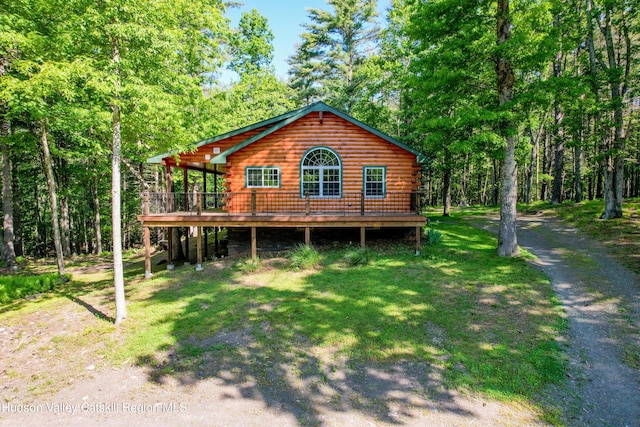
<box><xmin>288</xmin><ymin>244</ymin><xmax>321</xmax><ymax>270</ymax></box>
<box><xmin>343</xmin><ymin>248</ymin><xmax>372</xmax><ymax>267</ymax></box>
<box><xmin>234</xmin><ymin>258</ymin><xmax>262</xmax><ymax>273</ymax></box>
<box><xmin>425</xmin><ymin>226</ymin><xmax>443</xmax><ymax>245</ymax></box>
<box><xmin>0</xmin><ymin>273</ymin><xmax>68</xmax><ymax>304</ymax></box>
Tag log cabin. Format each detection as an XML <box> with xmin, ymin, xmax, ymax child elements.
<box><xmin>138</xmin><ymin>101</ymin><xmax>427</xmax><ymax>276</ymax></box>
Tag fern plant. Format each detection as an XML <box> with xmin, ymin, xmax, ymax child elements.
<box><xmin>288</xmin><ymin>244</ymin><xmax>321</xmax><ymax>270</ymax></box>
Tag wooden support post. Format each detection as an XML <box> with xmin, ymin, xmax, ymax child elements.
<box><xmin>214</xmin><ymin>170</ymin><xmax>218</xmax><ymax>206</ymax></box>
<box><xmin>143</xmin><ymin>191</ymin><xmax>152</xmax><ymax>278</ymax></box>
<box><xmin>166</xmin><ymin>227</ymin><xmax>174</xmax><ymax>270</ymax></box>
<box><xmin>415</xmin><ymin>226</ymin><xmax>421</xmax><ymax>256</ymax></box>
<box><xmin>165</xmin><ymin>165</ymin><xmax>174</xmax><ymax>270</ymax></box>
<box><xmin>251</xmin><ymin>227</ymin><xmax>257</xmax><ymax>260</ymax></box>
<box><xmin>203</xmin><ymin>170</ymin><xmax>208</xmax><ymax>259</ymax></box>
<box><xmin>304</xmin><ymin>227</ymin><xmax>311</xmax><ymax>246</ymax></box>
<box><xmin>360</xmin><ymin>226</ymin><xmax>366</xmax><ymax>249</ymax></box>
<box><xmin>183</xmin><ymin>168</ymin><xmax>190</xmax><ymax>265</ymax></box>
<box><xmin>197</xmin><ymin>192</ymin><xmax>202</xmax><ymax>215</ymax></box>
<box><xmin>251</xmin><ymin>190</ymin><xmax>257</xmax><ymax>215</ymax></box>
<box><xmin>196</xmin><ymin>226</ymin><xmax>203</xmax><ymax>271</ymax></box>
<box><xmin>360</xmin><ymin>190</ymin><xmax>365</xmax><ymax>215</ymax></box>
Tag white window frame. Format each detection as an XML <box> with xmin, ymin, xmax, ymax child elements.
<box><xmin>363</xmin><ymin>166</ymin><xmax>386</xmax><ymax>198</ymax></box>
<box><xmin>300</xmin><ymin>147</ymin><xmax>342</xmax><ymax>198</ymax></box>
<box><xmin>245</xmin><ymin>167</ymin><xmax>280</xmax><ymax>188</ymax></box>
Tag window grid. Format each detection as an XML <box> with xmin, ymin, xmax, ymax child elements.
<box><xmin>246</xmin><ymin>167</ymin><xmax>280</xmax><ymax>188</ymax></box>
<box><xmin>364</xmin><ymin>167</ymin><xmax>385</xmax><ymax>197</ymax></box>
<box><xmin>301</xmin><ymin>148</ymin><xmax>341</xmax><ymax>197</ymax></box>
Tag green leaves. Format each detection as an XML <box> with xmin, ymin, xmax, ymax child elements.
<box><xmin>288</xmin><ymin>0</ymin><xmax>381</xmax><ymax>111</ymax></box>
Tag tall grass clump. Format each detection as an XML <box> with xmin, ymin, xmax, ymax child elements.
<box><xmin>424</xmin><ymin>224</ymin><xmax>443</xmax><ymax>245</ymax></box>
<box><xmin>234</xmin><ymin>257</ymin><xmax>262</xmax><ymax>273</ymax></box>
<box><xmin>343</xmin><ymin>248</ymin><xmax>372</xmax><ymax>267</ymax></box>
<box><xmin>0</xmin><ymin>273</ymin><xmax>68</xmax><ymax>304</ymax></box>
<box><xmin>288</xmin><ymin>244</ymin><xmax>321</xmax><ymax>270</ymax></box>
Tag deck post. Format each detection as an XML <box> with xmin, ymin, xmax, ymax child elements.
<box><xmin>183</xmin><ymin>168</ymin><xmax>190</xmax><ymax>266</ymax></box>
<box><xmin>304</xmin><ymin>226</ymin><xmax>311</xmax><ymax>246</ymax></box>
<box><xmin>165</xmin><ymin>165</ymin><xmax>174</xmax><ymax>270</ymax></box>
<box><xmin>251</xmin><ymin>190</ymin><xmax>257</xmax><ymax>215</ymax></box>
<box><xmin>360</xmin><ymin>226</ymin><xmax>366</xmax><ymax>248</ymax></box>
<box><xmin>415</xmin><ymin>226</ymin><xmax>421</xmax><ymax>256</ymax></box>
<box><xmin>196</xmin><ymin>193</ymin><xmax>203</xmax><ymax>271</ymax></box>
<box><xmin>360</xmin><ymin>191</ymin><xmax>365</xmax><ymax>215</ymax></box>
<box><xmin>196</xmin><ymin>226</ymin><xmax>203</xmax><ymax>271</ymax></box>
<box><xmin>203</xmin><ymin>170</ymin><xmax>208</xmax><ymax>259</ymax></box>
<box><xmin>305</xmin><ymin>192</ymin><xmax>310</xmax><ymax>215</ymax></box>
<box><xmin>251</xmin><ymin>227</ymin><xmax>257</xmax><ymax>260</ymax></box>
<box><xmin>143</xmin><ymin>191</ymin><xmax>152</xmax><ymax>278</ymax></box>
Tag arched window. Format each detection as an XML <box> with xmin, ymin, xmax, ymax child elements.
<box><xmin>301</xmin><ymin>147</ymin><xmax>341</xmax><ymax>197</ymax></box>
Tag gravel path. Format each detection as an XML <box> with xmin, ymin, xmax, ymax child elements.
<box><xmin>478</xmin><ymin>213</ymin><xmax>640</xmax><ymax>427</ymax></box>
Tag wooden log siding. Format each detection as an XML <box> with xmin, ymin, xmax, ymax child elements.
<box><xmin>161</xmin><ymin>127</ymin><xmax>268</xmax><ymax>168</ymax></box>
<box><xmin>224</xmin><ymin>113</ymin><xmax>420</xmax><ymax>214</ymax></box>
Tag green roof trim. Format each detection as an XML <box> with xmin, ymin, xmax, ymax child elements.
<box><xmin>146</xmin><ymin>104</ymin><xmax>310</xmax><ymax>164</ymax></box>
<box><xmin>147</xmin><ymin>101</ymin><xmax>428</xmax><ymax>165</ymax></box>
<box><xmin>209</xmin><ymin>105</ymin><xmax>313</xmax><ymax>164</ymax></box>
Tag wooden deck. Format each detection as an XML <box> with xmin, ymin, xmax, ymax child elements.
<box><xmin>138</xmin><ymin>211</ymin><xmax>426</xmax><ymax>228</ymax></box>
<box><xmin>138</xmin><ymin>191</ymin><xmax>426</xmax><ymax>277</ymax></box>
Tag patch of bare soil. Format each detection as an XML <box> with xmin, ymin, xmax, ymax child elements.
<box><xmin>474</xmin><ymin>213</ymin><xmax>640</xmax><ymax>427</ymax></box>
<box><xmin>0</xmin><ymin>352</ymin><xmax>542</xmax><ymax>427</ymax></box>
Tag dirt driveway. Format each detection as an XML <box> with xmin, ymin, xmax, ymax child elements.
<box><xmin>1</xmin><ymin>213</ymin><xmax>639</xmax><ymax>426</ymax></box>
<box><xmin>478</xmin><ymin>213</ymin><xmax>640</xmax><ymax>427</ymax></box>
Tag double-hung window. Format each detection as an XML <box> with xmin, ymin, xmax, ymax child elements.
<box><xmin>363</xmin><ymin>166</ymin><xmax>386</xmax><ymax>197</ymax></box>
<box><xmin>246</xmin><ymin>167</ymin><xmax>280</xmax><ymax>188</ymax></box>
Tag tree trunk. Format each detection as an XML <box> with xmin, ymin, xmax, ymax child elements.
<box><xmin>11</xmin><ymin>155</ymin><xmax>23</xmax><ymax>257</ymax></box>
<box><xmin>525</xmin><ymin>120</ymin><xmax>543</xmax><ymax>204</ymax></box>
<box><xmin>1</xmin><ymin>118</ymin><xmax>17</xmax><ymax>270</ymax></box>
<box><xmin>551</xmin><ymin>31</ymin><xmax>564</xmax><ymax>205</ymax></box>
<box><xmin>491</xmin><ymin>158</ymin><xmax>500</xmax><ymax>206</ymax></box>
<box><xmin>496</xmin><ymin>0</ymin><xmax>519</xmax><ymax>257</ymax></box>
<box><xmin>442</xmin><ymin>164</ymin><xmax>452</xmax><ymax>216</ymax></box>
<box><xmin>551</xmin><ymin>112</ymin><xmax>564</xmax><ymax>204</ymax></box>
<box><xmin>40</xmin><ymin>121</ymin><xmax>66</xmax><ymax>277</ymax></box>
<box><xmin>93</xmin><ymin>175</ymin><xmax>103</xmax><ymax>254</ymax></box>
<box><xmin>60</xmin><ymin>196</ymin><xmax>71</xmax><ymax>256</ymax></box>
<box><xmin>111</xmin><ymin>35</ymin><xmax>126</xmax><ymax>325</ymax></box>
<box><xmin>574</xmin><ymin>139</ymin><xmax>583</xmax><ymax>203</ymax></box>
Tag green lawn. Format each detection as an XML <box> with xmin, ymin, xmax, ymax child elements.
<box><xmin>113</xmin><ymin>220</ymin><xmax>564</xmax><ymax>401</ymax></box>
<box><xmin>1</xmin><ymin>219</ymin><xmax>567</xmax><ymax>423</ymax></box>
<box><xmin>443</xmin><ymin>198</ymin><xmax>640</xmax><ymax>276</ymax></box>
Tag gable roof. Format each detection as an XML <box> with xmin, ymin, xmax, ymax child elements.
<box><xmin>147</xmin><ymin>101</ymin><xmax>427</xmax><ymax>165</ymax></box>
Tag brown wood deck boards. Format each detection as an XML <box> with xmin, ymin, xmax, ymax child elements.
<box><xmin>138</xmin><ymin>212</ymin><xmax>426</xmax><ymax>228</ymax></box>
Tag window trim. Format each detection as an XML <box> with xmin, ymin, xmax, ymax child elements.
<box><xmin>245</xmin><ymin>166</ymin><xmax>281</xmax><ymax>188</ymax></box>
<box><xmin>363</xmin><ymin>166</ymin><xmax>386</xmax><ymax>198</ymax></box>
<box><xmin>299</xmin><ymin>146</ymin><xmax>342</xmax><ymax>198</ymax></box>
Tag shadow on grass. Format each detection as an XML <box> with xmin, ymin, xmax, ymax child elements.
<box><xmin>131</xmin><ymin>223</ymin><xmax>565</xmax><ymax>425</ymax></box>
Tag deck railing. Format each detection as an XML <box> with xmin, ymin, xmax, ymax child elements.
<box><xmin>144</xmin><ymin>191</ymin><xmax>423</xmax><ymax>216</ymax></box>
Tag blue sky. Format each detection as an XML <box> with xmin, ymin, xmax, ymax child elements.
<box><xmin>225</xmin><ymin>0</ymin><xmax>391</xmax><ymax>81</ymax></box>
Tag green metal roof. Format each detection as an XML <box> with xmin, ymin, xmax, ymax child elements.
<box><xmin>147</xmin><ymin>101</ymin><xmax>427</xmax><ymax>165</ymax></box>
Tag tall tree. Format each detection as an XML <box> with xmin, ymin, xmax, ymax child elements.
<box><xmin>228</xmin><ymin>9</ymin><xmax>274</xmax><ymax>77</ymax></box>
<box><xmin>496</xmin><ymin>0</ymin><xmax>519</xmax><ymax>256</ymax></box>
<box><xmin>82</xmin><ymin>0</ymin><xmax>229</xmax><ymax>323</ymax></box>
<box><xmin>1</xmin><ymin>118</ymin><xmax>17</xmax><ymax>270</ymax></box>
<box><xmin>288</xmin><ymin>0</ymin><xmax>380</xmax><ymax>111</ymax></box>
<box><xmin>584</xmin><ymin>0</ymin><xmax>637</xmax><ymax>219</ymax></box>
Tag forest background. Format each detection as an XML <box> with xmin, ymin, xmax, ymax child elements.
<box><xmin>0</xmin><ymin>0</ymin><xmax>638</xmax><ymax>321</ymax></box>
